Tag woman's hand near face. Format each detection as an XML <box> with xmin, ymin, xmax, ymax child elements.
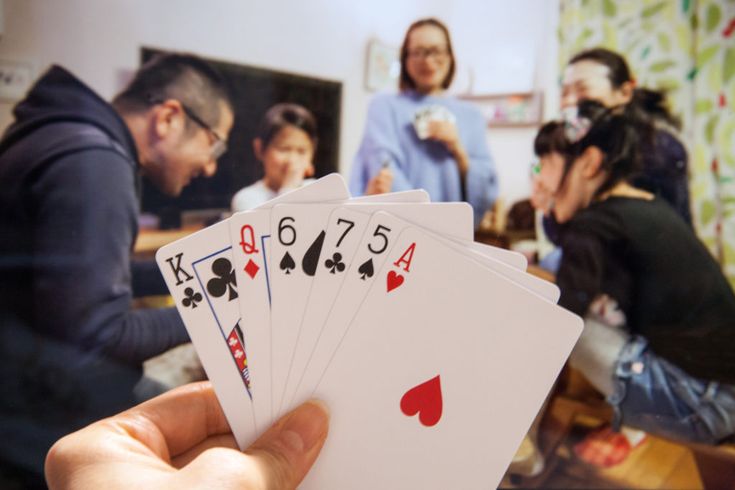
<box><xmin>530</xmin><ymin>176</ymin><xmax>554</xmax><ymax>215</ymax></box>
<box><xmin>531</xmin><ymin>153</ymin><xmax>566</xmax><ymax>215</ymax></box>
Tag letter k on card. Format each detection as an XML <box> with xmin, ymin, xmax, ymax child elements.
<box><xmin>387</xmin><ymin>242</ymin><xmax>415</xmax><ymax>293</ymax></box>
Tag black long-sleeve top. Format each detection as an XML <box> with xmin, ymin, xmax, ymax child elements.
<box><xmin>557</xmin><ymin>196</ymin><xmax>735</xmax><ymax>385</ymax></box>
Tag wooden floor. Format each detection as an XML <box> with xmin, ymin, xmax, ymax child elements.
<box><xmin>501</xmin><ymin>412</ymin><xmax>706</xmax><ymax>489</ymax></box>
<box><xmin>541</xmin><ymin>432</ymin><xmax>704</xmax><ymax>489</ymax></box>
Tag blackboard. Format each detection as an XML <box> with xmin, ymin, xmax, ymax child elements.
<box><xmin>139</xmin><ymin>47</ymin><xmax>342</xmax><ymax>227</ymax></box>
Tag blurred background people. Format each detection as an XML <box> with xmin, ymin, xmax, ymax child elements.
<box><xmin>560</xmin><ymin>48</ymin><xmax>690</xmax><ymax>224</ymax></box>
<box><xmin>531</xmin><ymin>47</ymin><xmax>691</xmax><ymax>273</ymax></box>
<box><xmin>535</xmin><ymin>100</ymin><xmax>735</xmax><ymax>460</ymax></box>
<box><xmin>231</xmin><ymin>103</ymin><xmax>317</xmax><ymax>211</ymax></box>
<box><xmin>350</xmin><ymin>17</ymin><xmax>499</xmax><ymax>228</ymax></box>
<box><xmin>0</xmin><ymin>53</ymin><xmax>234</xmax><ymax>486</ymax></box>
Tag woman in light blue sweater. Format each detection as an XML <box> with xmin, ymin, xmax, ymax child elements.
<box><xmin>351</xmin><ymin>18</ymin><xmax>499</xmax><ymax>227</ymax></box>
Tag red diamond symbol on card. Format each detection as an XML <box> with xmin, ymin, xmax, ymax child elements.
<box><xmin>244</xmin><ymin>259</ymin><xmax>260</xmax><ymax>279</ymax></box>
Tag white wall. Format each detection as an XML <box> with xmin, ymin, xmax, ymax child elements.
<box><xmin>0</xmin><ymin>0</ymin><xmax>558</xmax><ymax>205</ymax></box>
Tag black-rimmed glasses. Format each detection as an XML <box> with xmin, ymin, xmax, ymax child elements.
<box><xmin>407</xmin><ymin>47</ymin><xmax>450</xmax><ymax>61</ymax></box>
<box><xmin>149</xmin><ymin>97</ymin><xmax>228</xmax><ymax>159</ymax></box>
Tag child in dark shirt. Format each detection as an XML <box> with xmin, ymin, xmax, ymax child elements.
<box><xmin>534</xmin><ymin>100</ymin><xmax>735</xmax><ymax>448</ymax></box>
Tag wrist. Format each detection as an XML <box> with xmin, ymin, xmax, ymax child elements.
<box><xmin>452</xmin><ymin>145</ymin><xmax>469</xmax><ymax>175</ymax></box>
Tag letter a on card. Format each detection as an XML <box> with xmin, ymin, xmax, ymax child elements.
<box><xmin>387</xmin><ymin>242</ymin><xmax>416</xmax><ymax>293</ymax></box>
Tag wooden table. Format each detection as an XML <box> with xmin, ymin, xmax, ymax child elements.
<box><xmin>133</xmin><ymin>226</ymin><xmax>202</xmax><ymax>258</ymax></box>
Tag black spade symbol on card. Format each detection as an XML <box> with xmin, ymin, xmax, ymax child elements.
<box><xmin>280</xmin><ymin>251</ymin><xmax>296</xmax><ymax>275</ymax></box>
<box><xmin>302</xmin><ymin>230</ymin><xmax>326</xmax><ymax>276</ymax></box>
<box><xmin>357</xmin><ymin>258</ymin><xmax>374</xmax><ymax>280</ymax></box>
<box><xmin>207</xmin><ymin>257</ymin><xmax>238</xmax><ymax>301</ymax></box>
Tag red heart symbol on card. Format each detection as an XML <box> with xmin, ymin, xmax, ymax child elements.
<box><xmin>400</xmin><ymin>375</ymin><xmax>442</xmax><ymax>427</ymax></box>
<box><xmin>386</xmin><ymin>270</ymin><xmax>404</xmax><ymax>293</ymax></box>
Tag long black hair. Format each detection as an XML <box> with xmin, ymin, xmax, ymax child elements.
<box><xmin>569</xmin><ymin>47</ymin><xmax>681</xmax><ymax>130</ymax></box>
<box><xmin>534</xmin><ymin>100</ymin><xmax>654</xmax><ymax>198</ymax></box>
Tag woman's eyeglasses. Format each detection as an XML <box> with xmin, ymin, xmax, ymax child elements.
<box><xmin>407</xmin><ymin>47</ymin><xmax>450</xmax><ymax>62</ymax></box>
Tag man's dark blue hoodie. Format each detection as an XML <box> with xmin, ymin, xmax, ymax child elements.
<box><xmin>0</xmin><ymin>66</ymin><xmax>189</xmax><ymax>474</ymax></box>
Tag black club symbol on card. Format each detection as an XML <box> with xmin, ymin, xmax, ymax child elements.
<box><xmin>325</xmin><ymin>252</ymin><xmax>346</xmax><ymax>274</ymax></box>
<box><xmin>182</xmin><ymin>287</ymin><xmax>203</xmax><ymax>308</ymax></box>
<box><xmin>207</xmin><ymin>257</ymin><xmax>238</xmax><ymax>301</ymax></box>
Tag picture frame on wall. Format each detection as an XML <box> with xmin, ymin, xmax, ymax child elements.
<box><xmin>459</xmin><ymin>92</ymin><xmax>543</xmax><ymax>127</ymax></box>
<box><xmin>364</xmin><ymin>39</ymin><xmax>400</xmax><ymax>92</ymax></box>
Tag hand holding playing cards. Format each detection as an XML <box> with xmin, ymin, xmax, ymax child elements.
<box><xmin>426</xmin><ymin>120</ymin><xmax>469</xmax><ymax>175</ymax></box>
<box><xmin>157</xmin><ymin>175</ymin><xmax>581</xmax><ymax>488</ymax></box>
<box><xmin>45</xmin><ymin>382</ymin><xmax>329</xmax><ymax>490</ymax></box>
<box><xmin>426</xmin><ymin>120</ymin><xmax>459</xmax><ymax>150</ymax></box>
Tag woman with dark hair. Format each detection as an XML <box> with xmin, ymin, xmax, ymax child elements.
<box><xmin>232</xmin><ymin>103</ymin><xmax>318</xmax><ymax>211</ymax></box>
<box><xmin>535</xmin><ymin>100</ymin><xmax>735</xmax><ymax>451</ymax></box>
<box><xmin>350</xmin><ymin>18</ymin><xmax>499</xmax><ymax>228</ymax></box>
<box><xmin>533</xmin><ymin>47</ymin><xmax>691</xmax><ymax>228</ymax></box>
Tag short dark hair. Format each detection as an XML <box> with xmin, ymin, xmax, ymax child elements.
<box><xmin>568</xmin><ymin>47</ymin><xmax>680</xmax><ymax>129</ymax></box>
<box><xmin>569</xmin><ymin>47</ymin><xmax>632</xmax><ymax>89</ymax></box>
<box><xmin>112</xmin><ymin>53</ymin><xmax>233</xmax><ymax>130</ymax></box>
<box><xmin>257</xmin><ymin>103</ymin><xmax>318</xmax><ymax>149</ymax></box>
<box><xmin>399</xmin><ymin>18</ymin><xmax>456</xmax><ymax>92</ymax></box>
<box><xmin>533</xmin><ymin>121</ymin><xmax>572</xmax><ymax>158</ymax></box>
<box><xmin>534</xmin><ymin>100</ymin><xmax>652</xmax><ymax>198</ymax></box>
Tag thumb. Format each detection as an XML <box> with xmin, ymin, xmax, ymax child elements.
<box><xmin>246</xmin><ymin>400</ymin><xmax>330</xmax><ymax>489</ymax></box>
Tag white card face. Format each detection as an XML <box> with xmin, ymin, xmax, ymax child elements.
<box><xmin>342</xmin><ymin>202</ymin><xmax>473</xmax><ymax>242</ymax></box>
<box><xmin>228</xmin><ymin>174</ymin><xmax>350</xmax><ymax>431</ymax></box>
<box><xmin>302</xmin><ymin>227</ymin><xmax>582</xmax><ymax>490</ymax></box>
<box><xmin>279</xmin><ymin>207</ymin><xmax>371</xmax><ymax>409</ymax></box>
<box><xmin>433</xmin><ymin>234</ymin><xmax>559</xmax><ymax>303</ymax></box>
<box><xmin>156</xmin><ymin>219</ymin><xmax>256</xmax><ymax>449</ymax></box>
<box><xmin>268</xmin><ymin>203</ymin><xmax>337</xmax><ymax>416</ymax></box>
<box><xmin>256</xmin><ymin>173</ymin><xmax>350</xmax><ymax>209</ymax></box>
<box><xmin>348</xmin><ymin>189</ymin><xmax>430</xmax><ymax>203</ymax></box>
<box><xmin>344</xmin><ymin>199</ymin><xmax>525</xmax><ymax>270</ymax></box>
<box><xmin>268</xmin><ymin>199</ymin><xmax>446</xmax><ymax>418</ymax></box>
<box><xmin>346</xmin><ymin>201</ymin><xmax>526</xmax><ymax>270</ymax></box>
<box><xmin>462</xmin><ymin>240</ymin><xmax>527</xmax><ymax>271</ymax></box>
<box><xmin>288</xmin><ymin>207</ymin><xmax>471</xmax><ymax>407</ymax></box>
<box><xmin>279</xmin><ymin>202</ymin><xmax>471</xmax><ymax>412</ymax></box>
<box><xmin>228</xmin><ymin>209</ymin><xmax>273</xmax><ymax>431</ymax></box>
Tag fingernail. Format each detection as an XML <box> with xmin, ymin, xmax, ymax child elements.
<box><xmin>279</xmin><ymin>399</ymin><xmax>330</xmax><ymax>454</ymax></box>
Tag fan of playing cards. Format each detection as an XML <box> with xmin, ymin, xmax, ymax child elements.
<box><xmin>156</xmin><ymin>174</ymin><xmax>582</xmax><ymax>489</ymax></box>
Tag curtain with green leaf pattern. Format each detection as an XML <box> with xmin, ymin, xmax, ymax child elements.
<box><xmin>558</xmin><ymin>0</ymin><xmax>735</xmax><ymax>285</ymax></box>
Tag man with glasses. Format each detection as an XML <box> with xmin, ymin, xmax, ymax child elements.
<box><xmin>0</xmin><ymin>53</ymin><xmax>234</xmax><ymax>485</ymax></box>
